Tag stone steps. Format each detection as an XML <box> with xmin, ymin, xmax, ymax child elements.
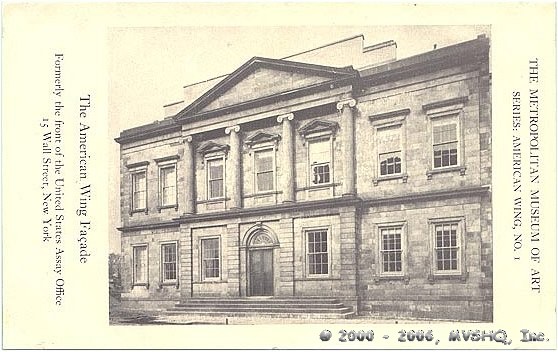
<box><xmin>166</xmin><ymin>297</ymin><xmax>354</xmax><ymax>319</ymax></box>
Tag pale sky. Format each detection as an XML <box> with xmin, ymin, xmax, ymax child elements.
<box><xmin>108</xmin><ymin>25</ymin><xmax>490</xmax><ymax>252</ymax></box>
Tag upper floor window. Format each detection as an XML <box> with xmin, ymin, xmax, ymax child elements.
<box><xmin>423</xmin><ymin>96</ymin><xmax>468</xmax><ymax>178</ymax></box>
<box><xmin>298</xmin><ymin>119</ymin><xmax>338</xmax><ymax>187</ymax></box>
<box><xmin>306</xmin><ymin>228</ymin><xmax>329</xmax><ymax>276</ymax></box>
<box><xmin>201</xmin><ymin>237</ymin><xmax>220</xmax><ymax>280</ymax></box>
<box><xmin>433</xmin><ymin>121</ymin><xmax>458</xmax><ymax>168</ymax></box>
<box><xmin>308</xmin><ymin>138</ymin><xmax>331</xmax><ymax>185</ymax></box>
<box><xmin>159</xmin><ymin>165</ymin><xmax>177</xmax><ymax>206</ymax></box>
<box><xmin>254</xmin><ymin>149</ymin><xmax>274</xmax><ymax>192</ymax></box>
<box><xmin>377</xmin><ymin>125</ymin><xmax>402</xmax><ymax>176</ymax></box>
<box><xmin>369</xmin><ymin>108</ymin><xmax>409</xmax><ymax>185</ymax></box>
<box><xmin>207</xmin><ymin>158</ymin><xmax>224</xmax><ymax>199</ymax></box>
<box><xmin>132</xmin><ymin>171</ymin><xmax>147</xmax><ymax>211</ymax></box>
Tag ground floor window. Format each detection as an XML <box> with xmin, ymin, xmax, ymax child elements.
<box><xmin>380</xmin><ymin>226</ymin><xmax>403</xmax><ymax>274</ymax></box>
<box><xmin>306</xmin><ymin>229</ymin><xmax>329</xmax><ymax>275</ymax></box>
<box><xmin>201</xmin><ymin>238</ymin><xmax>220</xmax><ymax>280</ymax></box>
<box><xmin>133</xmin><ymin>245</ymin><xmax>148</xmax><ymax>284</ymax></box>
<box><xmin>430</xmin><ymin>218</ymin><xmax>463</xmax><ymax>275</ymax></box>
<box><xmin>161</xmin><ymin>242</ymin><xmax>177</xmax><ymax>282</ymax></box>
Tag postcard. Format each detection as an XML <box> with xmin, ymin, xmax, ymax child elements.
<box><xmin>2</xmin><ymin>3</ymin><xmax>556</xmax><ymax>349</ymax></box>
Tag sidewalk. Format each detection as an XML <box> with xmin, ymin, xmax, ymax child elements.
<box><xmin>109</xmin><ymin>306</ymin><xmax>464</xmax><ymax>325</ymax></box>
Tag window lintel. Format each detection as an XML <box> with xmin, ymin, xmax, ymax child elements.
<box><xmin>298</xmin><ymin>119</ymin><xmax>338</xmax><ymax>138</ymax></box>
<box><xmin>154</xmin><ymin>155</ymin><xmax>180</xmax><ymax>164</ymax></box>
<box><xmin>423</xmin><ymin>96</ymin><xmax>468</xmax><ymax>112</ymax></box>
<box><xmin>126</xmin><ymin>160</ymin><xmax>149</xmax><ymax>170</ymax></box>
<box><xmin>369</xmin><ymin>108</ymin><xmax>410</xmax><ymax>126</ymax></box>
<box><xmin>198</xmin><ymin>141</ymin><xmax>229</xmax><ymax>156</ymax></box>
<box><xmin>244</xmin><ymin>131</ymin><xmax>281</xmax><ymax>147</ymax></box>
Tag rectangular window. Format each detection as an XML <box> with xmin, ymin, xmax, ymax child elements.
<box><xmin>255</xmin><ymin>149</ymin><xmax>274</xmax><ymax>192</ymax></box>
<box><xmin>160</xmin><ymin>165</ymin><xmax>176</xmax><ymax>206</ymax></box>
<box><xmin>307</xmin><ymin>229</ymin><xmax>328</xmax><ymax>275</ymax></box>
<box><xmin>132</xmin><ymin>171</ymin><xmax>147</xmax><ymax>210</ymax></box>
<box><xmin>380</xmin><ymin>226</ymin><xmax>403</xmax><ymax>273</ymax></box>
<box><xmin>434</xmin><ymin>222</ymin><xmax>460</xmax><ymax>272</ymax></box>
<box><xmin>161</xmin><ymin>243</ymin><xmax>177</xmax><ymax>282</ymax></box>
<box><xmin>377</xmin><ymin>125</ymin><xmax>402</xmax><ymax>176</ymax></box>
<box><xmin>433</xmin><ymin>123</ymin><xmax>458</xmax><ymax>168</ymax></box>
<box><xmin>207</xmin><ymin>158</ymin><xmax>224</xmax><ymax>199</ymax></box>
<box><xmin>309</xmin><ymin>138</ymin><xmax>331</xmax><ymax>185</ymax></box>
<box><xmin>201</xmin><ymin>238</ymin><xmax>220</xmax><ymax>279</ymax></box>
<box><xmin>133</xmin><ymin>245</ymin><xmax>148</xmax><ymax>284</ymax></box>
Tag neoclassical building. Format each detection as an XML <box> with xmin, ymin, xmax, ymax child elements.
<box><xmin>115</xmin><ymin>34</ymin><xmax>492</xmax><ymax>320</ymax></box>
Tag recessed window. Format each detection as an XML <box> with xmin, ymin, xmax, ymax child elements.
<box><xmin>254</xmin><ymin>149</ymin><xmax>274</xmax><ymax>192</ymax></box>
<box><xmin>379</xmin><ymin>152</ymin><xmax>402</xmax><ymax>176</ymax></box>
<box><xmin>434</xmin><ymin>222</ymin><xmax>460</xmax><ymax>271</ymax></box>
<box><xmin>133</xmin><ymin>245</ymin><xmax>148</xmax><ymax>285</ymax></box>
<box><xmin>160</xmin><ymin>165</ymin><xmax>176</xmax><ymax>206</ymax></box>
<box><xmin>377</xmin><ymin>125</ymin><xmax>402</xmax><ymax>176</ymax></box>
<box><xmin>132</xmin><ymin>171</ymin><xmax>147</xmax><ymax>211</ymax></box>
<box><xmin>308</xmin><ymin>138</ymin><xmax>331</xmax><ymax>185</ymax></box>
<box><xmin>433</xmin><ymin>122</ymin><xmax>458</xmax><ymax>168</ymax></box>
<box><xmin>307</xmin><ymin>229</ymin><xmax>329</xmax><ymax>275</ymax></box>
<box><xmin>161</xmin><ymin>243</ymin><xmax>177</xmax><ymax>282</ymax></box>
<box><xmin>380</xmin><ymin>226</ymin><xmax>403</xmax><ymax>273</ymax></box>
<box><xmin>207</xmin><ymin>158</ymin><xmax>224</xmax><ymax>199</ymax></box>
<box><xmin>201</xmin><ymin>238</ymin><xmax>220</xmax><ymax>279</ymax></box>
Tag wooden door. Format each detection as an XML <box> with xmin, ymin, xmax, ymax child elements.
<box><xmin>249</xmin><ymin>249</ymin><xmax>273</xmax><ymax>296</ymax></box>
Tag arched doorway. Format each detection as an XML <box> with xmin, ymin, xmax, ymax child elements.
<box><xmin>245</xmin><ymin>229</ymin><xmax>278</xmax><ymax>296</ymax></box>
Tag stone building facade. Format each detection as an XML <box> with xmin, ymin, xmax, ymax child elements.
<box><xmin>115</xmin><ymin>34</ymin><xmax>492</xmax><ymax>321</ymax></box>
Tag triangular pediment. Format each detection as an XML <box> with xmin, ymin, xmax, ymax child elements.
<box><xmin>298</xmin><ymin>119</ymin><xmax>339</xmax><ymax>137</ymax></box>
<box><xmin>176</xmin><ymin>57</ymin><xmax>356</xmax><ymax>119</ymax></box>
<box><xmin>244</xmin><ymin>131</ymin><xmax>281</xmax><ymax>146</ymax></box>
<box><xmin>197</xmin><ymin>141</ymin><xmax>229</xmax><ymax>155</ymax></box>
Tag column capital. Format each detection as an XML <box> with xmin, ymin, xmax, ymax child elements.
<box><xmin>225</xmin><ymin>125</ymin><xmax>241</xmax><ymax>134</ymax></box>
<box><xmin>336</xmin><ymin>98</ymin><xmax>357</xmax><ymax>111</ymax></box>
<box><xmin>184</xmin><ymin>135</ymin><xmax>193</xmax><ymax>143</ymax></box>
<box><xmin>277</xmin><ymin>113</ymin><xmax>294</xmax><ymax>123</ymax></box>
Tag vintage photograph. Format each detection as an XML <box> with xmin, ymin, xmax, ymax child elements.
<box><xmin>108</xmin><ymin>26</ymin><xmax>492</xmax><ymax>325</ymax></box>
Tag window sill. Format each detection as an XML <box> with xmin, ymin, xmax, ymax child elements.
<box><xmin>132</xmin><ymin>283</ymin><xmax>149</xmax><ymax>289</ymax></box>
<box><xmin>373</xmin><ymin>274</ymin><xmax>409</xmax><ymax>284</ymax></box>
<box><xmin>158</xmin><ymin>204</ymin><xmax>178</xmax><ymax>212</ymax></box>
<box><xmin>373</xmin><ymin>173</ymin><xmax>408</xmax><ymax>186</ymax></box>
<box><xmin>244</xmin><ymin>190</ymin><xmax>282</xmax><ymax>198</ymax></box>
<box><xmin>193</xmin><ymin>280</ymin><xmax>226</xmax><ymax>284</ymax></box>
<box><xmin>298</xmin><ymin>182</ymin><xmax>341</xmax><ymax>192</ymax></box>
<box><xmin>130</xmin><ymin>208</ymin><xmax>148</xmax><ymax>216</ymax></box>
<box><xmin>158</xmin><ymin>281</ymin><xmax>179</xmax><ymax>289</ymax></box>
<box><xmin>294</xmin><ymin>276</ymin><xmax>337</xmax><ymax>281</ymax></box>
<box><xmin>426</xmin><ymin>166</ymin><xmax>466</xmax><ymax>180</ymax></box>
<box><xmin>197</xmin><ymin>197</ymin><xmax>229</xmax><ymax>205</ymax></box>
<box><xmin>428</xmin><ymin>272</ymin><xmax>468</xmax><ymax>283</ymax></box>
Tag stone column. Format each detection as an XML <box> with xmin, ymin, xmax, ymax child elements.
<box><xmin>183</xmin><ymin>135</ymin><xmax>195</xmax><ymax>214</ymax></box>
<box><xmin>225</xmin><ymin>125</ymin><xmax>242</xmax><ymax>209</ymax></box>
<box><xmin>337</xmin><ymin>99</ymin><xmax>357</xmax><ymax>196</ymax></box>
<box><xmin>277</xmin><ymin>113</ymin><xmax>295</xmax><ymax>203</ymax></box>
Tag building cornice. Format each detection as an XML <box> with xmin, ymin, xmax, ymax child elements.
<box><xmin>359</xmin><ymin>35</ymin><xmax>489</xmax><ymax>88</ymax></box>
<box><xmin>175</xmin><ymin>195</ymin><xmax>362</xmax><ymax>224</ymax></box>
<box><xmin>116</xmin><ymin>185</ymin><xmax>490</xmax><ymax>232</ymax></box>
<box><xmin>361</xmin><ymin>185</ymin><xmax>490</xmax><ymax>207</ymax></box>
<box><xmin>117</xmin><ymin>220</ymin><xmax>179</xmax><ymax>233</ymax></box>
<box><xmin>115</xmin><ymin>121</ymin><xmax>181</xmax><ymax>145</ymax></box>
